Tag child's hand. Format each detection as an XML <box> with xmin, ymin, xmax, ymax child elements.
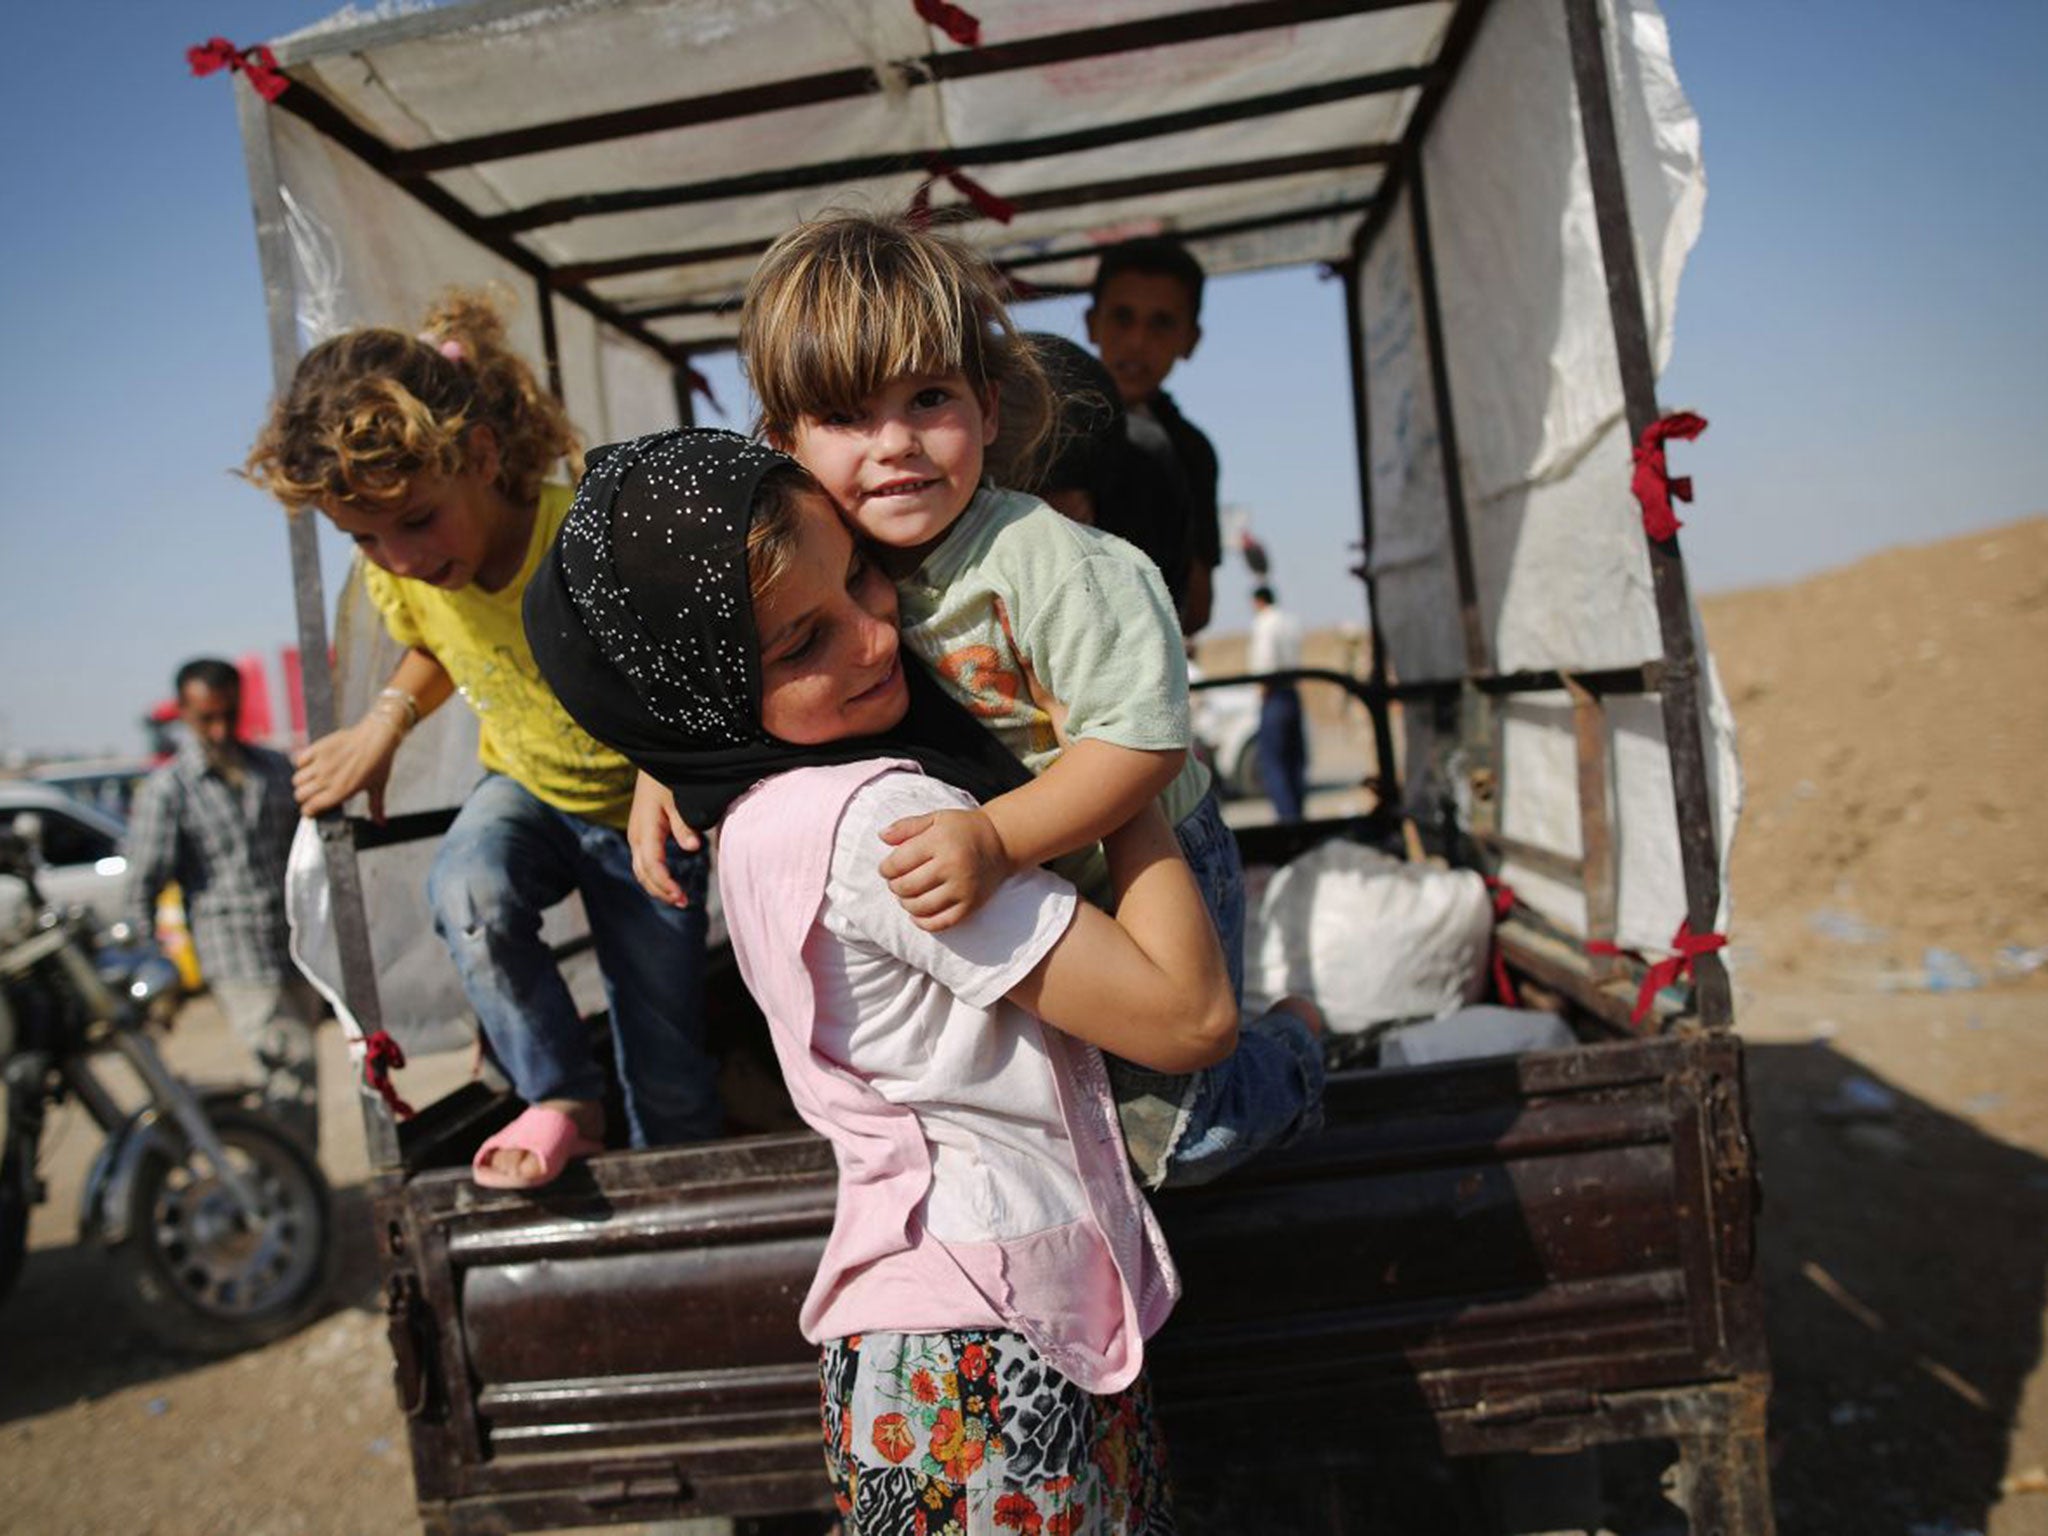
<box><xmin>293</xmin><ymin>714</ymin><xmax>403</xmax><ymax>820</ymax></box>
<box><xmin>878</xmin><ymin>808</ymin><xmax>1014</xmax><ymax>932</ymax></box>
<box><xmin>628</xmin><ymin>770</ymin><xmax>702</xmax><ymax>907</ymax></box>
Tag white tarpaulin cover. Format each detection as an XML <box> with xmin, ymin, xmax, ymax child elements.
<box><xmin>1364</xmin><ymin>0</ymin><xmax>1736</xmax><ymax>946</ymax></box>
<box><xmin>270</xmin><ymin>0</ymin><xmax>1451</xmax><ymax>348</ymax></box>
<box><xmin>253</xmin><ymin>0</ymin><xmax>1738</xmax><ymax>1048</ymax></box>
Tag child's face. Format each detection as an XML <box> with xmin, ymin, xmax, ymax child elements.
<box><xmin>1087</xmin><ymin>270</ymin><xmax>1201</xmax><ymax>406</ymax></box>
<box><xmin>176</xmin><ymin>681</ymin><xmax>241</xmax><ymax>759</ymax></box>
<box><xmin>755</xmin><ymin>491</ymin><xmax>911</xmax><ymax>745</ymax></box>
<box><xmin>785</xmin><ymin>372</ymin><xmax>998</xmax><ymax>563</ymax></box>
<box><xmin>320</xmin><ymin>445</ymin><xmax>520</xmax><ymax>592</ymax></box>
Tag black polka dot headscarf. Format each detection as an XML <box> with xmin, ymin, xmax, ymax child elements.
<box><xmin>525</xmin><ymin>427</ymin><xmax>1028</xmax><ymax>827</ymax></box>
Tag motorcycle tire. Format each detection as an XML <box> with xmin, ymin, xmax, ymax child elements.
<box><xmin>109</xmin><ymin>1103</ymin><xmax>333</xmax><ymax>1353</ymax></box>
<box><xmin>0</xmin><ymin>1141</ymin><xmax>27</xmax><ymax>1308</ymax></box>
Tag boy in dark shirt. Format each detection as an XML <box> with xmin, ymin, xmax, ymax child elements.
<box><xmin>1086</xmin><ymin>237</ymin><xmax>1220</xmax><ymax>636</ymax></box>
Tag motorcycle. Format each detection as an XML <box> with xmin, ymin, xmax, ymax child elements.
<box><xmin>0</xmin><ymin>825</ymin><xmax>332</xmax><ymax>1352</ymax></box>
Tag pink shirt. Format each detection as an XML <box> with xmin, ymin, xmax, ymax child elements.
<box><xmin>718</xmin><ymin>759</ymin><xmax>1179</xmax><ymax>1394</ymax></box>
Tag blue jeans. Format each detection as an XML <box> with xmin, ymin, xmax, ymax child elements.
<box><xmin>1174</xmin><ymin>785</ymin><xmax>1246</xmax><ymax>1001</ymax></box>
<box><xmin>426</xmin><ymin>773</ymin><xmax>718</xmax><ymax>1147</ymax></box>
<box><xmin>1109</xmin><ymin>789</ymin><xmax>1326</xmax><ymax>1189</ymax></box>
<box><xmin>1257</xmin><ymin>686</ymin><xmax>1308</xmax><ymax>822</ymax></box>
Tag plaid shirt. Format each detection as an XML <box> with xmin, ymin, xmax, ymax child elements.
<box><xmin>124</xmin><ymin>737</ymin><xmax>300</xmax><ymax>985</ymax></box>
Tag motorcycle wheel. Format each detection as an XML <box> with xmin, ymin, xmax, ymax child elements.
<box><xmin>0</xmin><ymin>1141</ymin><xmax>27</xmax><ymax>1307</ymax></box>
<box><xmin>111</xmin><ymin>1104</ymin><xmax>333</xmax><ymax>1353</ymax></box>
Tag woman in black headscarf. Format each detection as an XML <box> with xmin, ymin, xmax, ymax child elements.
<box><xmin>524</xmin><ymin>427</ymin><xmax>1239</xmax><ymax>1533</ymax></box>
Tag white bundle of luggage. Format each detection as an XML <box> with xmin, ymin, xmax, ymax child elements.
<box><xmin>1244</xmin><ymin>841</ymin><xmax>1574</xmax><ymax>1065</ymax></box>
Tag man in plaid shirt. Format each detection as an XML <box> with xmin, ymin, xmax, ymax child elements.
<box><xmin>126</xmin><ymin>658</ymin><xmax>321</xmax><ymax>1149</ymax></box>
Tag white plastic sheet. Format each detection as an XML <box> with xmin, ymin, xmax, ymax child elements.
<box><xmin>270</xmin><ymin>0</ymin><xmax>1458</xmax><ymax>331</ymax></box>
<box><xmin>1246</xmin><ymin>841</ymin><xmax>1492</xmax><ymax>1035</ymax></box>
<box><xmin>1355</xmin><ymin>0</ymin><xmax>1737</xmax><ymax>948</ymax></box>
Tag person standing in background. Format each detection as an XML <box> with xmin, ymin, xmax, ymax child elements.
<box><xmin>1086</xmin><ymin>236</ymin><xmax>1220</xmax><ymax>636</ymax></box>
<box><xmin>1022</xmin><ymin>332</ymin><xmax>1190</xmax><ymax>610</ymax></box>
<box><xmin>125</xmin><ymin>658</ymin><xmax>321</xmax><ymax>1149</ymax></box>
<box><xmin>1248</xmin><ymin>586</ymin><xmax>1309</xmax><ymax>823</ymax></box>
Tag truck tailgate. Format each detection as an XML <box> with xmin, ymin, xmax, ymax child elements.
<box><xmin>378</xmin><ymin>1030</ymin><xmax>1762</xmax><ymax>1531</ymax></box>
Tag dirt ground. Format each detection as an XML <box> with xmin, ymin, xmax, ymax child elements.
<box><xmin>2</xmin><ymin>519</ymin><xmax>2044</xmax><ymax>1534</ymax></box>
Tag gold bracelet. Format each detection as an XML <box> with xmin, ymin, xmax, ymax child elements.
<box><xmin>374</xmin><ymin>687</ymin><xmax>420</xmax><ymax>733</ymax></box>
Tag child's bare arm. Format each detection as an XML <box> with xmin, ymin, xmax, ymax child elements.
<box><xmin>293</xmin><ymin>648</ymin><xmax>452</xmax><ymax>820</ymax></box>
<box><xmin>988</xmin><ymin>738</ymin><xmax>1181</xmax><ymax>871</ymax></box>
<box><xmin>878</xmin><ymin>739</ymin><xmax>1182</xmax><ymax>933</ymax></box>
<box><xmin>1006</xmin><ymin>799</ymin><xmax>1235</xmax><ymax>1073</ymax></box>
<box><xmin>627</xmin><ymin>770</ymin><xmax>704</xmax><ymax>908</ymax></box>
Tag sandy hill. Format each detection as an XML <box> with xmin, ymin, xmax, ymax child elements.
<box><xmin>1702</xmin><ymin>515</ymin><xmax>2048</xmax><ymax>976</ymax></box>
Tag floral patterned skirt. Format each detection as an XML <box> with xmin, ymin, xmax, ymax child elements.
<box><xmin>819</xmin><ymin>1328</ymin><xmax>1175</xmax><ymax>1535</ymax></box>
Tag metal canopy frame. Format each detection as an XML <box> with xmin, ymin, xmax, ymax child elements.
<box><xmin>233</xmin><ymin>0</ymin><xmax>1733</xmax><ymax>1162</ymax></box>
<box><xmin>257</xmin><ymin>0</ymin><xmax>1444</xmax><ymax>366</ymax></box>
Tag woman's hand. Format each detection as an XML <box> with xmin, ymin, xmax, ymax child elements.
<box><xmin>628</xmin><ymin>770</ymin><xmax>701</xmax><ymax>907</ymax></box>
<box><xmin>877</xmin><ymin>807</ymin><xmax>1014</xmax><ymax>933</ymax></box>
<box><xmin>293</xmin><ymin>715</ymin><xmax>404</xmax><ymax>820</ymax></box>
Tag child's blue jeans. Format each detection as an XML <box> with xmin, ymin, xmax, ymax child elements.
<box><xmin>1109</xmin><ymin>787</ymin><xmax>1326</xmax><ymax>1189</ymax></box>
<box><xmin>426</xmin><ymin>773</ymin><xmax>720</xmax><ymax>1147</ymax></box>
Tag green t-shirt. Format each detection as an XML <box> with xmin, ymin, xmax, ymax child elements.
<box><xmin>896</xmin><ymin>486</ymin><xmax>1212</xmax><ymax>902</ymax></box>
<box><xmin>362</xmin><ymin>483</ymin><xmax>637</xmax><ymax>828</ymax></box>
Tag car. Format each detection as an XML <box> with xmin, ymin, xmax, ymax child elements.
<box><xmin>0</xmin><ymin>781</ymin><xmax>201</xmax><ymax>985</ymax></box>
<box><xmin>28</xmin><ymin>755</ymin><xmax>158</xmax><ymax>821</ymax></box>
<box><xmin>0</xmin><ymin>782</ymin><xmax>131</xmax><ymax>930</ymax></box>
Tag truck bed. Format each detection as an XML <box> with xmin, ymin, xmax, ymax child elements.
<box><xmin>373</xmin><ymin>1027</ymin><xmax>1765</xmax><ymax>1533</ymax></box>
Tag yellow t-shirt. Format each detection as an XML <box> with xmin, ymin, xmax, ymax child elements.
<box><xmin>362</xmin><ymin>483</ymin><xmax>635</xmax><ymax>828</ymax></box>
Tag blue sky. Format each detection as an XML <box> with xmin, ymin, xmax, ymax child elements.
<box><xmin>2</xmin><ymin>1</ymin><xmax>2043</xmax><ymax>757</ymax></box>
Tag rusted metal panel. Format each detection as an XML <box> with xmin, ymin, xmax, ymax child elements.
<box><xmin>392</xmin><ymin>1031</ymin><xmax>1768</xmax><ymax>1527</ymax></box>
<box><xmin>1569</xmin><ymin>675</ymin><xmax>1623</xmax><ymax>978</ymax></box>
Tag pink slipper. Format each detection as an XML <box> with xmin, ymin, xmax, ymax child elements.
<box><xmin>471</xmin><ymin>1105</ymin><xmax>604</xmax><ymax>1190</ymax></box>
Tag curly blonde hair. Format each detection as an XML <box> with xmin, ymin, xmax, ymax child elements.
<box><xmin>739</xmin><ymin>211</ymin><xmax>1053</xmax><ymax>490</ymax></box>
<box><xmin>243</xmin><ymin>288</ymin><xmax>580</xmax><ymax>514</ymax></box>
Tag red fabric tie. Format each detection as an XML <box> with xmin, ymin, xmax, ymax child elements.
<box><xmin>908</xmin><ymin>158</ymin><xmax>1016</xmax><ymax>228</ymax></box>
<box><xmin>1482</xmin><ymin>877</ymin><xmax>1520</xmax><ymax>1008</ymax></box>
<box><xmin>1630</xmin><ymin>410</ymin><xmax>1708</xmax><ymax>541</ymax></box>
<box><xmin>362</xmin><ymin>1029</ymin><xmax>417</xmax><ymax>1120</ymax></box>
<box><xmin>187</xmin><ymin>37</ymin><xmax>290</xmax><ymax>101</ymax></box>
<box><xmin>1588</xmin><ymin>919</ymin><xmax>1727</xmax><ymax>1025</ymax></box>
<box><xmin>913</xmin><ymin>0</ymin><xmax>983</xmax><ymax>47</ymax></box>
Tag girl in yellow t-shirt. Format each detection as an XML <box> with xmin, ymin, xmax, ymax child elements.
<box><xmin>245</xmin><ymin>290</ymin><xmax>717</xmax><ymax>1188</ymax></box>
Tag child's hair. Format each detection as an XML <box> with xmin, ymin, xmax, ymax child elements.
<box><xmin>740</xmin><ymin>210</ymin><xmax>1054</xmax><ymax>489</ymax></box>
<box><xmin>1089</xmin><ymin>236</ymin><xmax>1207</xmax><ymax>321</ymax></box>
<box><xmin>174</xmin><ymin>657</ymin><xmax>242</xmax><ymax>698</ymax></box>
<box><xmin>745</xmin><ymin>462</ymin><xmax>826</xmax><ymax>613</ymax></box>
<box><xmin>1024</xmin><ymin>333</ymin><xmax>1123</xmax><ymax>502</ymax></box>
<box><xmin>243</xmin><ymin>287</ymin><xmax>580</xmax><ymax>514</ymax></box>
